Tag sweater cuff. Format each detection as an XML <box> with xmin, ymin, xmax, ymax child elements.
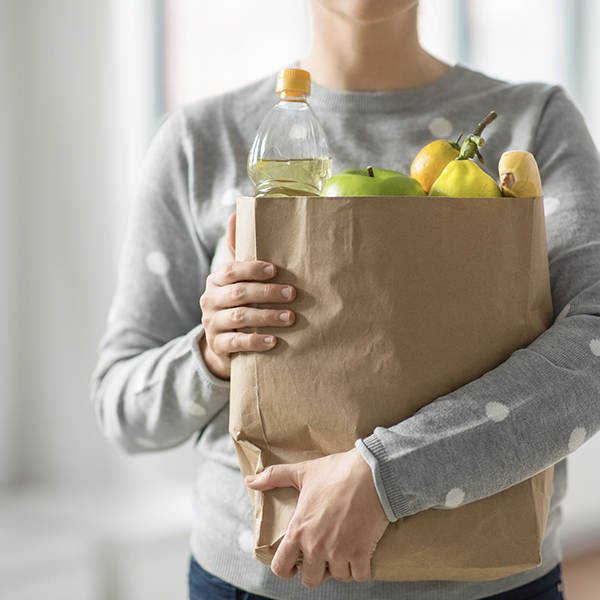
<box><xmin>356</xmin><ymin>433</ymin><xmax>411</xmax><ymax>522</ymax></box>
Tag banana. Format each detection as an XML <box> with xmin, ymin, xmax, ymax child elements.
<box><xmin>498</xmin><ymin>151</ymin><xmax>543</xmax><ymax>198</ymax></box>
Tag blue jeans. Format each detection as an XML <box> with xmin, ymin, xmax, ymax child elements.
<box><xmin>188</xmin><ymin>556</ymin><xmax>564</xmax><ymax>600</ymax></box>
<box><xmin>188</xmin><ymin>556</ymin><xmax>274</xmax><ymax>600</ymax></box>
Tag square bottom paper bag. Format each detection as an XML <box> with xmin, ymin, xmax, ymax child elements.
<box><xmin>230</xmin><ymin>195</ymin><xmax>554</xmax><ymax>582</ymax></box>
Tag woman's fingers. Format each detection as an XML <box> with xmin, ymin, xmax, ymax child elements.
<box><xmin>209</xmin><ymin>260</ymin><xmax>277</xmax><ymax>287</ymax></box>
<box><xmin>212</xmin><ymin>306</ymin><xmax>295</xmax><ymax>331</ymax></box>
<box><xmin>212</xmin><ymin>331</ymin><xmax>278</xmax><ymax>355</ymax></box>
<box><xmin>245</xmin><ymin>449</ymin><xmax>388</xmax><ymax>588</ymax></box>
<box><xmin>211</xmin><ymin>281</ymin><xmax>295</xmax><ymax>309</ymax></box>
<box><xmin>199</xmin><ymin>257</ymin><xmax>296</xmax><ymax>377</ymax></box>
<box><xmin>209</xmin><ymin>305</ymin><xmax>296</xmax><ymax>355</ymax></box>
<box><xmin>270</xmin><ymin>536</ymin><xmax>301</xmax><ymax>580</ymax></box>
<box><xmin>298</xmin><ymin>555</ymin><xmax>329</xmax><ymax>589</ymax></box>
<box><xmin>348</xmin><ymin>556</ymin><xmax>372</xmax><ymax>583</ymax></box>
<box><xmin>327</xmin><ymin>561</ymin><xmax>353</xmax><ymax>583</ymax></box>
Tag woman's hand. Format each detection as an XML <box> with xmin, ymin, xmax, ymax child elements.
<box><xmin>199</xmin><ymin>213</ymin><xmax>296</xmax><ymax>379</ymax></box>
<box><xmin>245</xmin><ymin>448</ymin><xmax>389</xmax><ymax>588</ymax></box>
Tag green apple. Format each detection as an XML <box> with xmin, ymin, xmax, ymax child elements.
<box><xmin>321</xmin><ymin>166</ymin><xmax>426</xmax><ymax>197</ymax></box>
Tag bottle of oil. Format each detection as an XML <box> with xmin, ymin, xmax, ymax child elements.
<box><xmin>248</xmin><ymin>68</ymin><xmax>332</xmax><ymax>197</ymax></box>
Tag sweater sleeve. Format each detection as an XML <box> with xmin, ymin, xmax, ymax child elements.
<box><xmin>357</xmin><ymin>87</ymin><xmax>600</xmax><ymax>522</ymax></box>
<box><xmin>90</xmin><ymin>109</ymin><xmax>231</xmax><ymax>454</ymax></box>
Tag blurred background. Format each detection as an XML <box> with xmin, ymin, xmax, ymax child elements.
<box><xmin>0</xmin><ymin>0</ymin><xmax>599</xmax><ymax>598</ymax></box>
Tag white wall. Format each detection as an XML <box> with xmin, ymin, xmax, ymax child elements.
<box><xmin>163</xmin><ymin>0</ymin><xmax>311</xmax><ymax>111</ymax></box>
<box><xmin>0</xmin><ymin>0</ymin><xmax>20</xmax><ymax>485</ymax></box>
<box><xmin>0</xmin><ymin>1</ymin><xmax>198</xmax><ymax>597</ymax></box>
<box><xmin>0</xmin><ymin>0</ymin><xmax>115</xmax><ymax>487</ymax></box>
<box><xmin>0</xmin><ymin>0</ymin><xmax>201</xmax><ymax>491</ymax></box>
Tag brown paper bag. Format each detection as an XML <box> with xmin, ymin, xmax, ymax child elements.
<box><xmin>230</xmin><ymin>195</ymin><xmax>554</xmax><ymax>582</ymax></box>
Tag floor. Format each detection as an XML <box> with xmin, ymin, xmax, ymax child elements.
<box><xmin>561</xmin><ymin>548</ymin><xmax>600</xmax><ymax>599</ymax></box>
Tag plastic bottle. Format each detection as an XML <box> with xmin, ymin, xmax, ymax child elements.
<box><xmin>247</xmin><ymin>68</ymin><xmax>332</xmax><ymax>197</ymax></box>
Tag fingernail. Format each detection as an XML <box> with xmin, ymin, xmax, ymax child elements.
<box><xmin>281</xmin><ymin>287</ymin><xmax>292</xmax><ymax>299</ymax></box>
<box><xmin>279</xmin><ymin>311</ymin><xmax>291</xmax><ymax>322</ymax></box>
<box><xmin>264</xmin><ymin>336</ymin><xmax>276</xmax><ymax>347</ymax></box>
<box><xmin>245</xmin><ymin>474</ymin><xmax>256</xmax><ymax>484</ymax></box>
<box><xmin>263</xmin><ymin>265</ymin><xmax>274</xmax><ymax>276</ymax></box>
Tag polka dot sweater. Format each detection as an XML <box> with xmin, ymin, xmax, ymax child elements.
<box><xmin>91</xmin><ymin>64</ymin><xmax>600</xmax><ymax>599</ymax></box>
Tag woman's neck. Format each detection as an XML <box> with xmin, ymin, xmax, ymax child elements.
<box><xmin>300</xmin><ymin>2</ymin><xmax>450</xmax><ymax>92</ymax></box>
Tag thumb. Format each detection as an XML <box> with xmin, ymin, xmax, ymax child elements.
<box><xmin>245</xmin><ymin>464</ymin><xmax>301</xmax><ymax>492</ymax></box>
<box><xmin>226</xmin><ymin>212</ymin><xmax>236</xmax><ymax>259</ymax></box>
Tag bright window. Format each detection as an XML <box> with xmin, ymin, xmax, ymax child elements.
<box><xmin>157</xmin><ymin>0</ymin><xmax>599</xmax><ymax>145</ymax></box>
<box><xmin>164</xmin><ymin>0</ymin><xmax>310</xmax><ymax>112</ymax></box>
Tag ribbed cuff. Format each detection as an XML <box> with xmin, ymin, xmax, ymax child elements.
<box><xmin>356</xmin><ymin>434</ymin><xmax>411</xmax><ymax>521</ymax></box>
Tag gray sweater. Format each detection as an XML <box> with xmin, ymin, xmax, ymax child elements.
<box><xmin>91</xmin><ymin>64</ymin><xmax>600</xmax><ymax>599</ymax></box>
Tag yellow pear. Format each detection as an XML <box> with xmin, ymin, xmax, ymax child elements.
<box><xmin>430</xmin><ymin>160</ymin><xmax>502</xmax><ymax>197</ymax></box>
<box><xmin>429</xmin><ymin>111</ymin><xmax>502</xmax><ymax>198</ymax></box>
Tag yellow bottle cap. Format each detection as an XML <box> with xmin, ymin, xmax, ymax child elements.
<box><xmin>276</xmin><ymin>68</ymin><xmax>311</xmax><ymax>96</ymax></box>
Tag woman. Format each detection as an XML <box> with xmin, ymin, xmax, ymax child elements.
<box><xmin>91</xmin><ymin>1</ymin><xmax>600</xmax><ymax>598</ymax></box>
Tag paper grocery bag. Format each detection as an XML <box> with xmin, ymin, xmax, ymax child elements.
<box><xmin>229</xmin><ymin>195</ymin><xmax>554</xmax><ymax>582</ymax></box>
